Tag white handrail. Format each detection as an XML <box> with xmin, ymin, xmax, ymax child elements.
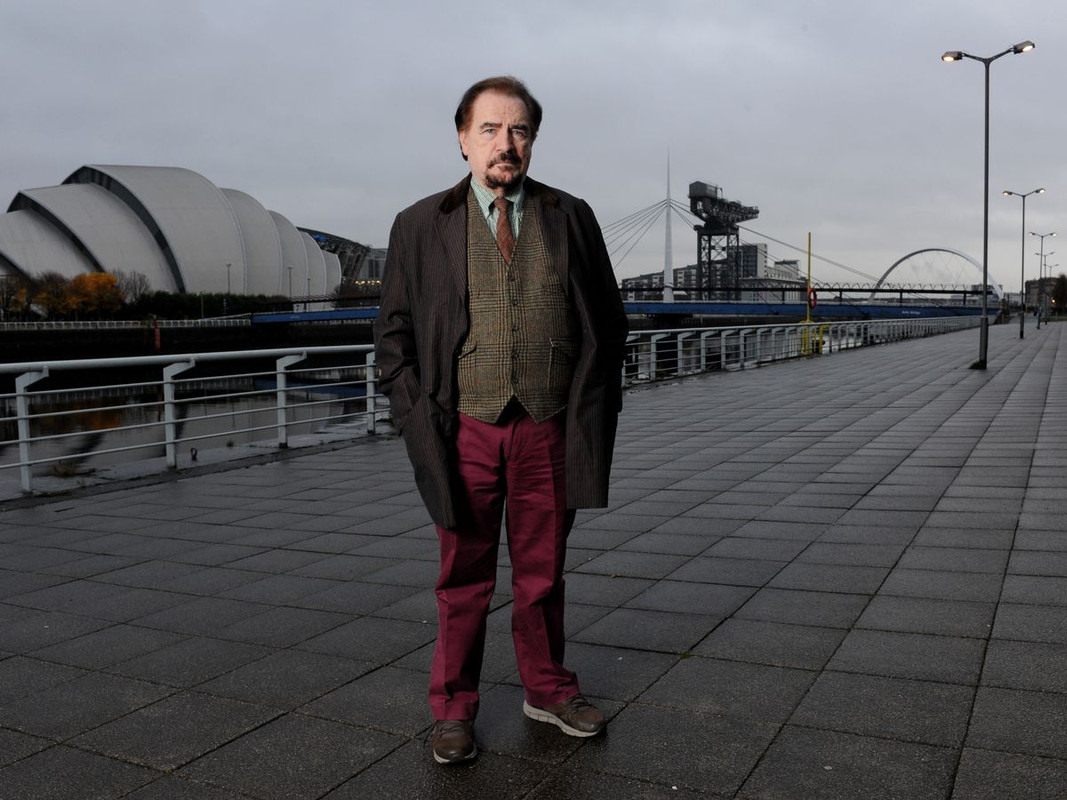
<box><xmin>1</xmin><ymin>317</ymin><xmax>978</xmax><ymax>495</ymax></box>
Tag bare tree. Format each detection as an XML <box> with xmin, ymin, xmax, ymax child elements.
<box><xmin>113</xmin><ymin>270</ymin><xmax>152</xmax><ymax>304</ymax></box>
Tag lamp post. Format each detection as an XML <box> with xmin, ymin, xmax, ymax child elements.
<box><xmin>224</xmin><ymin>262</ymin><xmax>232</xmax><ymax>316</ymax></box>
<box><xmin>1030</xmin><ymin>232</ymin><xmax>1055</xmax><ymax>328</ymax></box>
<box><xmin>1003</xmin><ymin>188</ymin><xmax>1043</xmax><ymax>338</ymax></box>
<box><xmin>942</xmin><ymin>40</ymin><xmax>1035</xmax><ymax>368</ymax></box>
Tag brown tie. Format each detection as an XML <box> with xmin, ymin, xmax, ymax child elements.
<box><xmin>494</xmin><ymin>197</ymin><xmax>515</xmax><ymax>264</ymax></box>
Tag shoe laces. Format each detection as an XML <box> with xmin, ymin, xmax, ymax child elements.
<box><xmin>559</xmin><ymin>694</ymin><xmax>593</xmax><ymax>713</ymax></box>
<box><xmin>432</xmin><ymin>719</ymin><xmax>470</xmax><ymax>737</ymax></box>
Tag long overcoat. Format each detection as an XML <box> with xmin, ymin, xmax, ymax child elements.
<box><xmin>374</xmin><ymin>175</ymin><xmax>628</xmax><ymax>529</ymax></box>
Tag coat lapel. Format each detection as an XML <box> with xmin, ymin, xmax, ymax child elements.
<box><xmin>530</xmin><ymin>181</ymin><xmax>569</xmax><ymax>287</ymax></box>
<box><xmin>435</xmin><ymin>178</ymin><xmax>470</xmax><ymax>298</ymax></box>
<box><xmin>436</xmin><ymin>206</ymin><xmax>467</xmax><ymax>297</ymax></box>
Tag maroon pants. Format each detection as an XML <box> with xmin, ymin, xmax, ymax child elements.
<box><xmin>429</xmin><ymin>410</ymin><xmax>579</xmax><ymax>721</ymax></box>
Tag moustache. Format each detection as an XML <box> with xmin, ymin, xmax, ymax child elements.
<box><xmin>489</xmin><ymin>152</ymin><xmax>520</xmax><ymax>167</ymax></box>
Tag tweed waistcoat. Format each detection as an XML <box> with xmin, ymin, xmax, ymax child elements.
<box><xmin>457</xmin><ymin>189</ymin><xmax>579</xmax><ymax>423</ymax></box>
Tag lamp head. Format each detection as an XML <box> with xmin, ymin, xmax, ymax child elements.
<box><xmin>942</xmin><ymin>51</ymin><xmax>964</xmax><ymax>62</ymax></box>
<box><xmin>1013</xmin><ymin>40</ymin><xmax>1036</xmax><ymax>54</ymax></box>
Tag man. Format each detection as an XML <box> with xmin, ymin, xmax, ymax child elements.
<box><xmin>374</xmin><ymin>76</ymin><xmax>628</xmax><ymax>765</ymax></box>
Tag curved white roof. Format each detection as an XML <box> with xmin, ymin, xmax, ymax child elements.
<box><xmin>324</xmin><ymin>250</ymin><xmax>342</xmax><ymax>295</ymax></box>
<box><xmin>68</xmin><ymin>165</ymin><xmax>246</xmax><ymax>293</ymax></box>
<box><xmin>0</xmin><ymin>209</ymin><xmax>96</xmax><ymax>281</ymax></box>
<box><xmin>301</xmin><ymin>231</ymin><xmax>328</xmax><ymax>297</ymax></box>
<box><xmin>0</xmin><ymin>164</ymin><xmax>357</xmax><ymax>303</ymax></box>
<box><xmin>16</xmin><ymin>184</ymin><xmax>177</xmax><ymax>291</ymax></box>
<box><xmin>222</xmin><ymin>188</ymin><xmax>282</xmax><ymax>295</ymax></box>
<box><xmin>270</xmin><ymin>210</ymin><xmax>309</xmax><ymax>297</ymax></box>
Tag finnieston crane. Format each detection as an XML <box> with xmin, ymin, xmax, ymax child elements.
<box><xmin>688</xmin><ymin>181</ymin><xmax>759</xmax><ymax>300</ymax></box>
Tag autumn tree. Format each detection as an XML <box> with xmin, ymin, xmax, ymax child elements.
<box><xmin>0</xmin><ymin>274</ymin><xmax>30</xmax><ymax>321</ymax></box>
<box><xmin>70</xmin><ymin>272</ymin><xmax>124</xmax><ymax>317</ymax></box>
<box><xmin>32</xmin><ymin>272</ymin><xmax>74</xmax><ymax>319</ymax></box>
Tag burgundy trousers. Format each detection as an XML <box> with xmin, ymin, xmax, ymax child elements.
<box><xmin>429</xmin><ymin>410</ymin><xmax>579</xmax><ymax>721</ymax></box>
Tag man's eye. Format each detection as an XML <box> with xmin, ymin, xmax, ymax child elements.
<box><xmin>512</xmin><ymin>129</ymin><xmax>528</xmax><ymax>140</ymax></box>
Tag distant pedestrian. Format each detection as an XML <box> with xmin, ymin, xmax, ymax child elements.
<box><xmin>374</xmin><ymin>75</ymin><xmax>628</xmax><ymax>764</ymax></box>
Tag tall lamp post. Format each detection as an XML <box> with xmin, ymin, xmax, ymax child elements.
<box><xmin>942</xmin><ymin>40</ymin><xmax>1035</xmax><ymax>369</ymax></box>
<box><xmin>1030</xmin><ymin>231</ymin><xmax>1055</xmax><ymax>328</ymax></box>
<box><xmin>1003</xmin><ymin>188</ymin><xmax>1043</xmax><ymax>338</ymax></box>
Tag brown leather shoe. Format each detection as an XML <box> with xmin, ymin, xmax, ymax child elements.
<box><xmin>430</xmin><ymin>719</ymin><xmax>477</xmax><ymax>764</ymax></box>
<box><xmin>523</xmin><ymin>694</ymin><xmax>605</xmax><ymax>737</ymax></box>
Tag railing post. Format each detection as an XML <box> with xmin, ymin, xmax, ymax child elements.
<box><xmin>699</xmin><ymin>331</ymin><xmax>717</xmax><ymax>372</ymax></box>
<box><xmin>622</xmin><ymin>333</ymin><xmax>639</xmax><ymax>385</ymax></box>
<box><xmin>650</xmin><ymin>333</ymin><xmax>669</xmax><ymax>378</ymax></box>
<box><xmin>739</xmin><ymin>329</ymin><xmax>753</xmax><ymax>369</ymax></box>
<box><xmin>365</xmin><ymin>353</ymin><xmax>377</xmax><ymax>434</ymax></box>
<box><xmin>163</xmin><ymin>360</ymin><xmax>195</xmax><ymax>468</ymax></box>
<box><xmin>276</xmin><ymin>354</ymin><xmax>305</xmax><ymax>448</ymax></box>
<box><xmin>677</xmin><ymin>332</ymin><xmax>695</xmax><ymax>376</ymax></box>
<box><xmin>16</xmin><ymin>368</ymin><xmax>48</xmax><ymax>493</ymax></box>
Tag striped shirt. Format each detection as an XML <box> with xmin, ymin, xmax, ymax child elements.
<box><xmin>470</xmin><ymin>176</ymin><xmax>525</xmax><ymax>240</ymax></box>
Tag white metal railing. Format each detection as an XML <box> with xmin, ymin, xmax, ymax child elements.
<box><xmin>0</xmin><ymin>318</ymin><xmax>250</xmax><ymax>331</ymax></box>
<box><xmin>1</xmin><ymin>316</ymin><xmax>980</xmax><ymax>495</ymax></box>
<box><xmin>1</xmin><ymin>345</ymin><xmax>378</xmax><ymax>493</ymax></box>
<box><xmin>622</xmin><ymin>316</ymin><xmax>980</xmax><ymax>383</ymax></box>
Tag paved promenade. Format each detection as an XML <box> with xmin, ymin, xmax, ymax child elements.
<box><xmin>2</xmin><ymin>320</ymin><xmax>1066</xmax><ymax>799</ymax></box>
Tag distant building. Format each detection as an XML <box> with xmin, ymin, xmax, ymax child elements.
<box><xmin>1024</xmin><ymin>276</ymin><xmax>1056</xmax><ymax>311</ymax></box>
<box><xmin>0</xmin><ymin>164</ymin><xmax>355</xmax><ymax>301</ymax></box>
<box><xmin>620</xmin><ymin>245</ymin><xmax>804</xmax><ymax>302</ymax></box>
<box><xmin>767</xmin><ymin>259</ymin><xmax>800</xmax><ymax>281</ymax></box>
<box><xmin>361</xmin><ymin>248</ymin><xmax>387</xmax><ymax>281</ymax></box>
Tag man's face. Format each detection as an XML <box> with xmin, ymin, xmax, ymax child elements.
<box><xmin>458</xmin><ymin>90</ymin><xmax>534</xmax><ymax>195</ymax></box>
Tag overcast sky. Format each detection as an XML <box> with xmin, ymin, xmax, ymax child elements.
<box><xmin>3</xmin><ymin>0</ymin><xmax>1065</xmax><ymax>292</ymax></box>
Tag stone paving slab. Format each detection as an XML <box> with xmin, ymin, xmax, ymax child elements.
<box><xmin>1</xmin><ymin>321</ymin><xmax>1066</xmax><ymax>798</ymax></box>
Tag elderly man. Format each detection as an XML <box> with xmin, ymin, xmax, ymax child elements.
<box><xmin>374</xmin><ymin>75</ymin><xmax>627</xmax><ymax>765</ymax></box>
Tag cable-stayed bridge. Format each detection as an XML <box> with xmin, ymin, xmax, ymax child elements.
<box><xmin>605</xmin><ymin>181</ymin><xmax>999</xmax><ymax>321</ymax></box>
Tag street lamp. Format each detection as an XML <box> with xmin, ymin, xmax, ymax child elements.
<box><xmin>942</xmin><ymin>39</ymin><xmax>1035</xmax><ymax>368</ymax></box>
<box><xmin>1003</xmin><ymin>188</ymin><xmax>1044</xmax><ymax>338</ymax></box>
<box><xmin>1030</xmin><ymin>232</ymin><xmax>1055</xmax><ymax>328</ymax></box>
<box><xmin>223</xmin><ymin>262</ymin><xmax>232</xmax><ymax>316</ymax></box>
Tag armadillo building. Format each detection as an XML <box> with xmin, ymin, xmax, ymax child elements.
<box><xmin>0</xmin><ymin>165</ymin><xmax>342</xmax><ymax>298</ymax></box>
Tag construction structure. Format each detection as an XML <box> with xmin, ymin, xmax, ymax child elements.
<box><xmin>688</xmin><ymin>181</ymin><xmax>759</xmax><ymax>300</ymax></box>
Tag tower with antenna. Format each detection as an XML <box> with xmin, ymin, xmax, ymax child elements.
<box><xmin>663</xmin><ymin>154</ymin><xmax>673</xmax><ymax>302</ymax></box>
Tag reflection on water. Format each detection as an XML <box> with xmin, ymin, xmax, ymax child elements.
<box><xmin>0</xmin><ymin>376</ymin><xmax>369</xmax><ymax>478</ymax></box>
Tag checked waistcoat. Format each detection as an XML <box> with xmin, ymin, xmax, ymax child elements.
<box><xmin>457</xmin><ymin>189</ymin><xmax>579</xmax><ymax>423</ymax></box>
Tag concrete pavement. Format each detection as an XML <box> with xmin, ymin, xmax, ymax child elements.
<box><xmin>1</xmin><ymin>320</ymin><xmax>1065</xmax><ymax>799</ymax></box>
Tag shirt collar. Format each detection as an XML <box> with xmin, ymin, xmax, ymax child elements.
<box><xmin>470</xmin><ymin>176</ymin><xmax>525</xmax><ymax>218</ymax></box>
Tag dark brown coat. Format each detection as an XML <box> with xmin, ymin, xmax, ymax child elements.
<box><xmin>374</xmin><ymin>176</ymin><xmax>628</xmax><ymax>529</ymax></box>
